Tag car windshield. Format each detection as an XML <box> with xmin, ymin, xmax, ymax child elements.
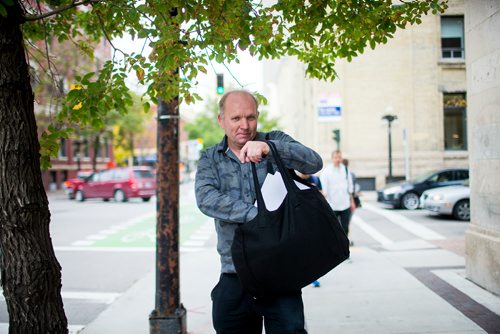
<box><xmin>133</xmin><ymin>170</ymin><xmax>154</xmax><ymax>179</ymax></box>
<box><xmin>410</xmin><ymin>171</ymin><xmax>435</xmax><ymax>183</ymax></box>
<box><xmin>77</xmin><ymin>171</ymin><xmax>93</xmax><ymax>179</ymax></box>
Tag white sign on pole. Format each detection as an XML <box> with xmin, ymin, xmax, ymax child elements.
<box><xmin>317</xmin><ymin>97</ymin><xmax>342</xmax><ymax>122</ymax></box>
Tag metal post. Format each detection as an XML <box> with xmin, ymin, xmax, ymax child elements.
<box><xmin>388</xmin><ymin>121</ymin><xmax>393</xmax><ymax>180</ymax></box>
<box><xmin>149</xmin><ymin>97</ymin><xmax>186</xmax><ymax>333</ymax></box>
<box><xmin>403</xmin><ymin>128</ymin><xmax>410</xmax><ymax>181</ymax></box>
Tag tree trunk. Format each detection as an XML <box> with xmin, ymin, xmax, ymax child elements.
<box><xmin>129</xmin><ymin>131</ymin><xmax>135</xmax><ymax>166</ymax></box>
<box><xmin>0</xmin><ymin>2</ymin><xmax>68</xmax><ymax>333</ymax></box>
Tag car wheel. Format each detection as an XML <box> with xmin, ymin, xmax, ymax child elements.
<box><xmin>103</xmin><ymin>198</ymin><xmax>110</xmax><ymax>202</ymax></box>
<box><xmin>114</xmin><ymin>189</ymin><xmax>127</xmax><ymax>202</ymax></box>
<box><xmin>142</xmin><ymin>197</ymin><xmax>151</xmax><ymax>202</ymax></box>
<box><xmin>401</xmin><ymin>192</ymin><xmax>419</xmax><ymax>210</ymax></box>
<box><xmin>453</xmin><ymin>199</ymin><xmax>470</xmax><ymax>221</ymax></box>
<box><xmin>75</xmin><ymin>190</ymin><xmax>85</xmax><ymax>202</ymax></box>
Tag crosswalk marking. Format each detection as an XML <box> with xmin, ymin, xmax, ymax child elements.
<box><xmin>363</xmin><ymin>203</ymin><xmax>446</xmax><ymax>240</ymax></box>
<box><xmin>351</xmin><ymin>215</ymin><xmax>394</xmax><ymax>246</ymax></box>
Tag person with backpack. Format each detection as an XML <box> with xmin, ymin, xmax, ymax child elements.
<box><xmin>320</xmin><ymin>150</ymin><xmax>356</xmax><ymax>241</ymax></box>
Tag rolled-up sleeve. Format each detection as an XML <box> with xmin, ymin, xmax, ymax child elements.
<box><xmin>195</xmin><ymin>150</ymin><xmax>258</xmax><ymax>223</ymax></box>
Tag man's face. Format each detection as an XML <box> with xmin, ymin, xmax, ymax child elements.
<box><xmin>218</xmin><ymin>92</ymin><xmax>259</xmax><ymax>151</ymax></box>
<box><xmin>333</xmin><ymin>152</ymin><xmax>342</xmax><ymax>166</ymax></box>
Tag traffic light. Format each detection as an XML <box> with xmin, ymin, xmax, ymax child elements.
<box><xmin>216</xmin><ymin>74</ymin><xmax>224</xmax><ymax>95</ymax></box>
<box><xmin>332</xmin><ymin>129</ymin><xmax>340</xmax><ymax>149</ymax></box>
<box><xmin>333</xmin><ymin>129</ymin><xmax>340</xmax><ymax>142</ymax></box>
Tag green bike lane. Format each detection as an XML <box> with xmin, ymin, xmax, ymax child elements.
<box><xmin>73</xmin><ymin>200</ymin><xmax>211</xmax><ymax>250</ymax></box>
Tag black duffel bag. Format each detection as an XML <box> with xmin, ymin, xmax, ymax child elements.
<box><xmin>231</xmin><ymin>141</ymin><xmax>350</xmax><ymax>297</ymax></box>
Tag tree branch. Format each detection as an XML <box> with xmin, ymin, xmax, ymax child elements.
<box><xmin>95</xmin><ymin>9</ymin><xmax>126</xmax><ymax>57</ymax></box>
<box><xmin>24</xmin><ymin>0</ymin><xmax>102</xmax><ymax>21</ymax></box>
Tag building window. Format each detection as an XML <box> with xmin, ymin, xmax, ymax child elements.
<box><xmin>59</xmin><ymin>138</ymin><xmax>67</xmax><ymax>158</ymax></box>
<box><xmin>94</xmin><ymin>138</ymin><xmax>101</xmax><ymax>160</ymax></box>
<box><xmin>444</xmin><ymin>93</ymin><xmax>467</xmax><ymax>150</ymax></box>
<box><xmin>103</xmin><ymin>138</ymin><xmax>110</xmax><ymax>158</ymax></box>
<box><xmin>83</xmin><ymin>139</ymin><xmax>90</xmax><ymax>158</ymax></box>
<box><xmin>441</xmin><ymin>16</ymin><xmax>464</xmax><ymax>59</ymax></box>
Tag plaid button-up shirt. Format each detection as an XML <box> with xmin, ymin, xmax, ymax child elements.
<box><xmin>195</xmin><ymin>130</ymin><xmax>323</xmax><ymax>273</ymax></box>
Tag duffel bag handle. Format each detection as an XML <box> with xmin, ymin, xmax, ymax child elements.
<box><xmin>250</xmin><ymin>141</ymin><xmax>300</xmax><ymax>212</ymax></box>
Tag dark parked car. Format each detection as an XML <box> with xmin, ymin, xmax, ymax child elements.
<box><xmin>74</xmin><ymin>166</ymin><xmax>156</xmax><ymax>202</ymax></box>
<box><xmin>377</xmin><ymin>168</ymin><xmax>469</xmax><ymax>210</ymax></box>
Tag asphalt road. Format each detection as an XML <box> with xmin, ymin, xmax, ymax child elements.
<box><xmin>0</xmin><ymin>187</ymin><xmax>470</xmax><ymax>333</ymax></box>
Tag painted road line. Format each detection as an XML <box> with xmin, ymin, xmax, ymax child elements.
<box><xmin>432</xmin><ymin>269</ymin><xmax>500</xmax><ymax>316</ymax></box>
<box><xmin>54</xmin><ymin>246</ymin><xmax>154</xmax><ymax>252</ymax></box>
<box><xmin>71</xmin><ymin>213</ymin><xmax>155</xmax><ymax>247</ymax></box>
<box><xmin>0</xmin><ymin>291</ymin><xmax>120</xmax><ymax>304</ymax></box>
<box><xmin>61</xmin><ymin>291</ymin><xmax>120</xmax><ymax>304</ymax></box>
<box><xmin>351</xmin><ymin>215</ymin><xmax>393</xmax><ymax>246</ymax></box>
<box><xmin>190</xmin><ymin>234</ymin><xmax>212</xmax><ymax>240</ymax></box>
<box><xmin>61</xmin><ymin>215</ymin><xmax>213</xmax><ymax>252</ymax></box>
<box><xmin>177</xmin><ymin>219</ymin><xmax>215</xmax><ymax>252</ymax></box>
<box><xmin>72</xmin><ymin>240</ymin><xmax>96</xmax><ymax>246</ymax></box>
<box><xmin>99</xmin><ymin>229</ymin><xmax>118</xmax><ymax>235</ymax></box>
<box><xmin>183</xmin><ymin>240</ymin><xmax>206</xmax><ymax>247</ymax></box>
<box><xmin>180</xmin><ymin>247</ymin><xmax>201</xmax><ymax>253</ymax></box>
<box><xmin>363</xmin><ymin>203</ymin><xmax>445</xmax><ymax>240</ymax></box>
<box><xmin>87</xmin><ymin>235</ymin><xmax>108</xmax><ymax>240</ymax></box>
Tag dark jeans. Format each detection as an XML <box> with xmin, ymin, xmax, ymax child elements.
<box><xmin>334</xmin><ymin>208</ymin><xmax>352</xmax><ymax>236</ymax></box>
<box><xmin>211</xmin><ymin>273</ymin><xmax>307</xmax><ymax>334</ymax></box>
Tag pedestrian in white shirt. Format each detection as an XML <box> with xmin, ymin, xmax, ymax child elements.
<box><xmin>320</xmin><ymin>150</ymin><xmax>356</xmax><ymax>241</ymax></box>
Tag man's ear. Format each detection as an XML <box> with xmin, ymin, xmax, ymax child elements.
<box><xmin>217</xmin><ymin>114</ymin><xmax>223</xmax><ymax>128</ymax></box>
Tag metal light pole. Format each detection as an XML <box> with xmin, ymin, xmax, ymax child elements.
<box><xmin>382</xmin><ymin>114</ymin><xmax>397</xmax><ymax>182</ymax></box>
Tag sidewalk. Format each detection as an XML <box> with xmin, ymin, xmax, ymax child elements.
<box><xmin>79</xmin><ymin>237</ymin><xmax>500</xmax><ymax>334</ymax></box>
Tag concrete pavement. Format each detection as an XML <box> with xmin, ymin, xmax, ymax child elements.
<box><xmin>78</xmin><ymin>237</ymin><xmax>500</xmax><ymax>333</ymax></box>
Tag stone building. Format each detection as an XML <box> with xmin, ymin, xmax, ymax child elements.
<box><xmin>464</xmin><ymin>0</ymin><xmax>499</xmax><ymax>295</ymax></box>
<box><xmin>263</xmin><ymin>0</ymin><xmax>468</xmax><ymax>190</ymax></box>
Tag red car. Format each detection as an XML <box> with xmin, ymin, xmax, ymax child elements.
<box><xmin>74</xmin><ymin>167</ymin><xmax>156</xmax><ymax>202</ymax></box>
<box><xmin>64</xmin><ymin>170</ymin><xmax>93</xmax><ymax>199</ymax></box>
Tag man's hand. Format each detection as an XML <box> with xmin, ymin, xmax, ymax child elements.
<box><xmin>239</xmin><ymin>141</ymin><xmax>270</xmax><ymax>163</ymax></box>
<box><xmin>350</xmin><ymin>198</ymin><xmax>357</xmax><ymax>213</ymax></box>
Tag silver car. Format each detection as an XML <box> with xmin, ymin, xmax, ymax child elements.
<box><xmin>420</xmin><ymin>181</ymin><xmax>470</xmax><ymax>221</ymax></box>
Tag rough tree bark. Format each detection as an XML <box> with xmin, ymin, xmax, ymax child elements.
<box><xmin>0</xmin><ymin>2</ymin><xmax>68</xmax><ymax>333</ymax></box>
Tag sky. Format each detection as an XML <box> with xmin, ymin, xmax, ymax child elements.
<box><xmin>112</xmin><ymin>35</ymin><xmax>264</xmax><ymax>117</ymax></box>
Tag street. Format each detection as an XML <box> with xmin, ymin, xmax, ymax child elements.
<box><xmin>0</xmin><ymin>185</ymin><xmax>479</xmax><ymax>333</ymax></box>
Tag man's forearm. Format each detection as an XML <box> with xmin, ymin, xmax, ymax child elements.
<box><xmin>196</xmin><ymin>185</ymin><xmax>257</xmax><ymax>223</ymax></box>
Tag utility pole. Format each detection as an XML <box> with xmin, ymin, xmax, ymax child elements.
<box><xmin>149</xmin><ymin>7</ymin><xmax>187</xmax><ymax>334</ymax></box>
<box><xmin>382</xmin><ymin>114</ymin><xmax>397</xmax><ymax>182</ymax></box>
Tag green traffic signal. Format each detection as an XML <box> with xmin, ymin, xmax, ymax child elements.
<box><xmin>216</xmin><ymin>73</ymin><xmax>224</xmax><ymax>95</ymax></box>
<box><xmin>333</xmin><ymin>129</ymin><xmax>340</xmax><ymax>142</ymax></box>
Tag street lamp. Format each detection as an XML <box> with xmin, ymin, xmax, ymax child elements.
<box><xmin>382</xmin><ymin>114</ymin><xmax>398</xmax><ymax>182</ymax></box>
